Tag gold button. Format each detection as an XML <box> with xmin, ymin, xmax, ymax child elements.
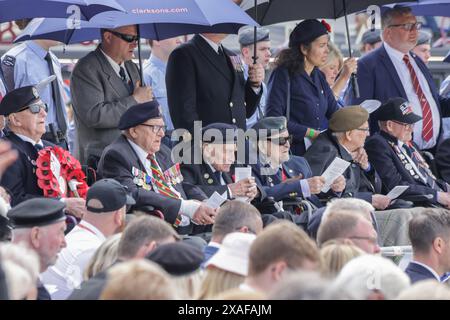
<box><xmin>232</xmin><ymin>118</ymin><xmax>236</xmax><ymax>124</ymax></box>
<box><xmin>229</xmin><ymin>102</ymin><xmax>233</xmax><ymax>107</ymax></box>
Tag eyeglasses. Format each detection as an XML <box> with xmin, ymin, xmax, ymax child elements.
<box><xmin>18</xmin><ymin>102</ymin><xmax>48</xmax><ymax>114</ymax></box>
<box><xmin>106</xmin><ymin>29</ymin><xmax>139</xmax><ymax>43</ymax></box>
<box><xmin>355</xmin><ymin>127</ymin><xmax>370</xmax><ymax>132</ymax></box>
<box><xmin>392</xmin><ymin>120</ymin><xmax>414</xmax><ymax>129</ymax></box>
<box><xmin>139</xmin><ymin>123</ymin><xmax>167</xmax><ymax>133</ymax></box>
<box><xmin>388</xmin><ymin>22</ymin><xmax>422</xmax><ymax>32</ymax></box>
<box><xmin>267</xmin><ymin>135</ymin><xmax>293</xmax><ymax>145</ymax></box>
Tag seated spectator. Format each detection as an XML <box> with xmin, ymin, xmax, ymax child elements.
<box><xmin>317</xmin><ymin>211</ymin><xmax>380</xmax><ymax>254</ymax></box>
<box><xmin>328</xmin><ymin>255</ymin><xmax>410</xmax><ymax>300</ymax></box>
<box><xmin>198</xmin><ymin>232</ymin><xmax>256</xmax><ymax>300</ymax></box>
<box><xmin>319</xmin><ymin>241</ymin><xmax>365</xmax><ymax>278</ymax></box>
<box><xmin>84</xmin><ymin>233</ymin><xmax>121</xmax><ymax>281</ymax></box>
<box><xmin>100</xmin><ymin>260</ymin><xmax>177</xmax><ymax>300</ymax></box>
<box><xmin>366</xmin><ymin>97</ymin><xmax>450</xmax><ymax>208</ymax></box>
<box><xmin>242</xmin><ymin>221</ymin><xmax>320</xmax><ymax>295</ymax></box>
<box><xmin>269</xmin><ymin>271</ymin><xmax>330</xmax><ymax>300</ymax></box>
<box><xmin>202</xmin><ymin>200</ymin><xmax>263</xmax><ymax>267</ymax></box>
<box><xmin>405</xmin><ymin>209</ymin><xmax>450</xmax><ymax>284</ymax></box>
<box><xmin>396</xmin><ymin>280</ymin><xmax>450</xmax><ymax>299</ymax></box>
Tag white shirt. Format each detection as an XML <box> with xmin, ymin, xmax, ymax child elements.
<box><xmin>41</xmin><ymin>221</ymin><xmax>106</xmax><ymax>300</ymax></box>
<box><xmin>384</xmin><ymin>43</ymin><xmax>440</xmax><ymax>150</ymax></box>
<box><xmin>199</xmin><ymin>34</ymin><xmax>221</xmax><ymax>53</ymax></box>
<box><xmin>409</xmin><ymin>260</ymin><xmax>441</xmax><ymax>281</ymax></box>
<box><xmin>100</xmin><ymin>48</ymin><xmax>130</xmax><ymax>82</ymax></box>
<box><xmin>15</xmin><ymin>133</ymin><xmax>43</xmax><ymax>148</ymax></box>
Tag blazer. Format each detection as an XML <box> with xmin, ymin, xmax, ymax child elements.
<box><xmin>70</xmin><ymin>46</ymin><xmax>141</xmax><ymax>164</ymax></box>
<box><xmin>404</xmin><ymin>262</ymin><xmax>439</xmax><ymax>284</ymax></box>
<box><xmin>97</xmin><ymin>135</ymin><xmax>207</xmax><ymax>224</ymax></box>
<box><xmin>166</xmin><ymin>34</ymin><xmax>261</xmax><ymax>132</ymax></box>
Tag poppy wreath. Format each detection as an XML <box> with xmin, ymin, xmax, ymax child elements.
<box><xmin>36</xmin><ymin>146</ymin><xmax>88</xmax><ymax>198</ymax></box>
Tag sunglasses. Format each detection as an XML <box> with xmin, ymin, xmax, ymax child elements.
<box><xmin>268</xmin><ymin>135</ymin><xmax>293</xmax><ymax>145</ymax></box>
<box><xmin>18</xmin><ymin>102</ymin><xmax>48</xmax><ymax>114</ymax></box>
<box><xmin>106</xmin><ymin>29</ymin><xmax>139</xmax><ymax>43</ymax></box>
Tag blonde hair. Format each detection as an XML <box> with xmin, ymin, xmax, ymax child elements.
<box><xmin>322</xmin><ymin>41</ymin><xmax>343</xmax><ymax>70</ymax></box>
<box><xmin>213</xmin><ymin>288</ymin><xmax>266</xmax><ymax>300</ymax></box>
<box><xmin>100</xmin><ymin>260</ymin><xmax>177</xmax><ymax>300</ymax></box>
<box><xmin>319</xmin><ymin>240</ymin><xmax>365</xmax><ymax>278</ymax></box>
<box><xmin>171</xmin><ymin>270</ymin><xmax>205</xmax><ymax>300</ymax></box>
<box><xmin>197</xmin><ymin>267</ymin><xmax>245</xmax><ymax>300</ymax></box>
<box><xmin>84</xmin><ymin>233</ymin><xmax>121</xmax><ymax>280</ymax></box>
<box><xmin>396</xmin><ymin>280</ymin><xmax>450</xmax><ymax>300</ymax></box>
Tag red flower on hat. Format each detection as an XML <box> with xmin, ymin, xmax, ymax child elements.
<box><xmin>321</xmin><ymin>19</ymin><xmax>331</xmax><ymax>33</ymax></box>
<box><xmin>36</xmin><ymin>146</ymin><xmax>88</xmax><ymax>199</ymax></box>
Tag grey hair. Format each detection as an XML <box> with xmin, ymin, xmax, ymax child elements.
<box><xmin>322</xmin><ymin>198</ymin><xmax>375</xmax><ymax>222</ymax></box>
<box><xmin>269</xmin><ymin>271</ymin><xmax>331</xmax><ymax>300</ymax></box>
<box><xmin>382</xmin><ymin>6</ymin><xmax>413</xmax><ymax>29</ymax></box>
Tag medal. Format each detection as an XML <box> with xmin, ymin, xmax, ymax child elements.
<box><xmin>204</xmin><ymin>173</ymin><xmax>210</xmax><ymax>179</ymax></box>
<box><xmin>405</xmin><ymin>164</ymin><xmax>412</xmax><ymax>170</ymax></box>
<box><xmin>207</xmin><ymin>178</ymin><xmax>214</xmax><ymax>184</ymax></box>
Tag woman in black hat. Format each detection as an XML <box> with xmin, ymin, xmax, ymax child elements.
<box><xmin>266</xmin><ymin>19</ymin><xmax>340</xmax><ymax>156</ymax></box>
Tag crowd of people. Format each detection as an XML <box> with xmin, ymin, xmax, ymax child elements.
<box><xmin>0</xmin><ymin>3</ymin><xmax>449</xmax><ymax>300</ymax></box>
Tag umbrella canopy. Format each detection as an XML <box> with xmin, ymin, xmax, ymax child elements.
<box><xmin>384</xmin><ymin>0</ymin><xmax>450</xmax><ymax>17</ymax></box>
<box><xmin>0</xmin><ymin>0</ymin><xmax>125</xmax><ymax>23</ymax></box>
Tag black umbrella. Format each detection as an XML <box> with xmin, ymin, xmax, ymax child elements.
<box><xmin>241</xmin><ymin>0</ymin><xmax>418</xmax><ymax>97</ymax></box>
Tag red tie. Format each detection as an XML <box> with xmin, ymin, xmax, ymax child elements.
<box><xmin>403</xmin><ymin>54</ymin><xmax>433</xmax><ymax>142</ymax></box>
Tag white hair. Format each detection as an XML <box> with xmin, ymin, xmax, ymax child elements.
<box><xmin>327</xmin><ymin>255</ymin><xmax>410</xmax><ymax>300</ymax></box>
<box><xmin>322</xmin><ymin>198</ymin><xmax>375</xmax><ymax>222</ymax></box>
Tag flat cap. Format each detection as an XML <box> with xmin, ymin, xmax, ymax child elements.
<box><xmin>202</xmin><ymin>122</ymin><xmax>237</xmax><ymax>144</ymax></box>
<box><xmin>361</xmin><ymin>29</ymin><xmax>381</xmax><ymax>45</ymax></box>
<box><xmin>86</xmin><ymin>179</ymin><xmax>135</xmax><ymax>213</ymax></box>
<box><xmin>118</xmin><ymin>101</ymin><xmax>163</xmax><ymax>130</ymax></box>
<box><xmin>146</xmin><ymin>242</ymin><xmax>204</xmax><ymax>276</ymax></box>
<box><xmin>0</xmin><ymin>86</ymin><xmax>41</xmax><ymax>116</ymax></box>
<box><xmin>289</xmin><ymin>19</ymin><xmax>329</xmax><ymax>48</ymax></box>
<box><xmin>252</xmin><ymin>116</ymin><xmax>287</xmax><ymax>138</ymax></box>
<box><xmin>329</xmin><ymin>106</ymin><xmax>369</xmax><ymax>132</ymax></box>
<box><xmin>374</xmin><ymin>97</ymin><xmax>422</xmax><ymax>124</ymax></box>
<box><xmin>8</xmin><ymin>198</ymin><xmax>66</xmax><ymax>228</ymax></box>
<box><xmin>416</xmin><ymin>30</ymin><xmax>431</xmax><ymax>46</ymax></box>
<box><xmin>238</xmin><ymin>26</ymin><xmax>270</xmax><ymax>46</ymax></box>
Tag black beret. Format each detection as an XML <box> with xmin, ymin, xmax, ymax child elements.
<box><xmin>252</xmin><ymin>116</ymin><xmax>287</xmax><ymax>138</ymax></box>
<box><xmin>145</xmin><ymin>242</ymin><xmax>204</xmax><ymax>276</ymax></box>
<box><xmin>373</xmin><ymin>97</ymin><xmax>422</xmax><ymax>124</ymax></box>
<box><xmin>118</xmin><ymin>101</ymin><xmax>163</xmax><ymax>130</ymax></box>
<box><xmin>329</xmin><ymin>106</ymin><xmax>369</xmax><ymax>132</ymax></box>
<box><xmin>238</xmin><ymin>26</ymin><xmax>270</xmax><ymax>46</ymax></box>
<box><xmin>7</xmin><ymin>198</ymin><xmax>66</xmax><ymax>228</ymax></box>
<box><xmin>0</xmin><ymin>86</ymin><xmax>41</xmax><ymax>116</ymax></box>
<box><xmin>289</xmin><ymin>19</ymin><xmax>329</xmax><ymax>48</ymax></box>
<box><xmin>86</xmin><ymin>179</ymin><xmax>135</xmax><ymax>213</ymax></box>
<box><xmin>361</xmin><ymin>29</ymin><xmax>381</xmax><ymax>45</ymax></box>
<box><xmin>202</xmin><ymin>122</ymin><xmax>238</xmax><ymax>144</ymax></box>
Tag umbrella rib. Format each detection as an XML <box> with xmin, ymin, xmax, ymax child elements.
<box><xmin>259</xmin><ymin>0</ymin><xmax>273</xmax><ymax>25</ymax></box>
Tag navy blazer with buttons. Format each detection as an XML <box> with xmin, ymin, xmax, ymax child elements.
<box><xmin>405</xmin><ymin>261</ymin><xmax>439</xmax><ymax>284</ymax></box>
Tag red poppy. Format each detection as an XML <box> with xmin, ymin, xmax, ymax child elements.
<box><xmin>321</xmin><ymin>19</ymin><xmax>331</xmax><ymax>33</ymax></box>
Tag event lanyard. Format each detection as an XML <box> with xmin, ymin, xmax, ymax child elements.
<box><xmin>77</xmin><ymin>222</ymin><xmax>97</xmax><ymax>236</ymax></box>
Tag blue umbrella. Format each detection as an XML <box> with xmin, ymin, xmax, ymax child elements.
<box><xmin>384</xmin><ymin>0</ymin><xmax>450</xmax><ymax>16</ymax></box>
<box><xmin>0</xmin><ymin>0</ymin><xmax>125</xmax><ymax>23</ymax></box>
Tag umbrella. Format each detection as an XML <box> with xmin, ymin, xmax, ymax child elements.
<box><xmin>240</xmin><ymin>0</ymin><xmax>418</xmax><ymax>97</ymax></box>
<box><xmin>383</xmin><ymin>0</ymin><xmax>450</xmax><ymax>16</ymax></box>
<box><xmin>15</xmin><ymin>0</ymin><xmax>258</xmax><ymax>83</ymax></box>
<box><xmin>0</xmin><ymin>0</ymin><xmax>125</xmax><ymax>23</ymax></box>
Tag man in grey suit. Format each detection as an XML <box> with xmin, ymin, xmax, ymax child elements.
<box><xmin>71</xmin><ymin>25</ymin><xmax>153</xmax><ymax>168</ymax></box>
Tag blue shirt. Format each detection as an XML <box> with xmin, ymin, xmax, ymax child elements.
<box><xmin>243</xmin><ymin>63</ymin><xmax>267</xmax><ymax>128</ymax></box>
<box><xmin>143</xmin><ymin>54</ymin><xmax>174</xmax><ymax>130</ymax></box>
<box><xmin>1</xmin><ymin>41</ymin><xmax>68</xmax><ymax>132</ymax></box>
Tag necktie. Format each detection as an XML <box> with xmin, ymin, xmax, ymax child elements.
<box><xmin>44</xmin><ymin>53</ymin><xmax>67</xmax><ymax>135</ymax></box>
<box><xmin>148</xmin><ymin>155</ymin><xmax>180</xmax><ymax>199</ymax></box>
<box><xmin>217</xmin><ymin>45</ymin><xmax>228</xmax><ymax>65</ymax></box>
<box><xmin>403</xmin><ymin>54</ymin><xmax>433</xmax><ymax>142</ymax></box>
<box><xmin>34</xmin><ymin>144</ymin><xmax>43</xmax><ymax>151</ymax></box>
<box><xmin>214</xmin><ymin>171</ymin><xmax>223</xmax><ymax>185</ymax></box>
<box><xmin>119</xmin><ymin>66</ymin><xmax>133</xmax><ymax>94</ymax></box>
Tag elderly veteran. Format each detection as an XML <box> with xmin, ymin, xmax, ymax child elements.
<box><xmin>304</xmin><ymin>106</ymin><xmax>391</xmax><ymax>210</ymax></box>
<box><xmin>366</xmin><ymin>97</ymin><xmax>450</xmax><ymax>208</ymax></box>
<box><xmin>181</xmin><ymin>122</ymin><xmax>259</xmax><ymax>201</ymax></box>
<box><xmin>0</xmin><ymin>86</ymin><xmax>86</xmax><ymax>215</ymax></box>
<box><xmin>412</xmin><ymin>30</ymin><xmax>432</xmax><ymax>65</ymax></box>
<box><xmin>97</xmin><ymin>101</ymin><xmax>216</xmax><ymax>235</ymax></box>
<box><xmin>8</xmin><ymin>198</ymin><xmax>67</xmax><ymax>300</ymax></box>
<box><xmin>250</xmin><ymin>116</ymin><xmax>345</xmax><ymax>213</ymax></box>
<box><xmin>359</xmin><ymin>29</ymin><xmax>382</xmax><ymax>56</ymax></box>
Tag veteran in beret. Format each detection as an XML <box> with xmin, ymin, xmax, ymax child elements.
<box><xmin>412</xmin><ymin>30</ymin><xmax>432</xmax><ymax>65</ymax></box>
<box><xmin>0</xmin><ymin>86</ymin><xmax>86</xmax><ymax>216</ymax></box>
<box><xmin>8</xmin><ymin>198</ymin><xmax>68</xmax><ymax>300</ymax></box>
<box><xmin>304</xmin><ymin>106</ymin><xmax>390</xmax><ymax>210</ymax></box>
<box><xmin>366</xmin><ymin>97</ymin><xmax>450</xmax><ymax>208</ymax></box>
<box><xmin>97</xmin><ymin>101</ymin><xmax>217</xmax><ymax>235</ymax></box>
<box><xmin>265</xmin><ymin>19</ymin><xmax>340</xmax><ymax>156</ymax></box>
<box><xmin>250</xmin><ymin>116</ymin><xmax>345</xmax><ymax>221</ymax></box>
<box><xmin>359</xmin><ymin>29</ymin><xmax>382</xmax><ymax>56</ymax></box>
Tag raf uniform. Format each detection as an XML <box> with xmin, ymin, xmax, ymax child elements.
<box><xmin>97</xmin><ymin>101</ymin><xmax>208</xmax><ymax>235</ymax></box>
<box><xmin>1</xmin><ymin>41</ymin><xmax>68</xmax><ymax>146</ymax></box>
<box><xmin>0</xmin><ymin>86</ymin><xmax>54</xmax><ymax>206</ymax></box>
<box><xmin>8</xmin><ymin>198</ymin><xmax>67</xmax><ymax>300</ymax></box>
<box><xmin>366</xmin><ymin>98</ymin><xmax>448</xmax><ymax>206</ymax></box>
<box><xmin>166</xmin><ymin>34</ymin><xmax>262</xmax><ymax>133</ymax></box>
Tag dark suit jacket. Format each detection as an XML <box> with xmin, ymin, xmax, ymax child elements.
<box><xmin>304</xmin><ymin>131</ymin><xmax>382</xmax><ymax>203</ymax></box>
<box><xmin>97</xmin><ymin>135</ymin><xmax>207</xmax><ymax>224</ymax></box>
<box><xmin>166</xmin><ymin>34</ymin><xmax>261</xmax><ymax>132</ymax></box>
<box><xmin>366</xmin><ymin>131</ymin><xmax>447</xmax><ymax>205</ymax></box>
<box><xmin>71</xmin><ymin>46</ymin><xmax>141</xmax><ymax>164</ymax></box>
<box><xmin>436</xmin><ymin>138</ymin><xmax>450</xmax><ymax>183</ymax></box>
<box><xmin>0</xmin><ymin>132</ymin><xmax>53</xmax><ymax>206</ymax></box>
<box><xmin>68</xmin><ymin>269</ymin><xmax>107</xmax><ymax>300</ymax></box>
<box><xmin>347</xmin><ymin>44</ymin><xmax>450</xmax><ymax>139</ymax></box>
<box><xmin>405</xmin><ymin>262</ymin><xmax>439</xmax><ymax>284</ymax></box>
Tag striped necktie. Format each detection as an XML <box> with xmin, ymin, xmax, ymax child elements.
<box><xmin>148</xmin><ymin>155</ymin><xmax>180</xmax><ymax>199</ymax></box>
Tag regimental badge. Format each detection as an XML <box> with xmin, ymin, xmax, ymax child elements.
<box><xmin>164</xmin><ymin>163</ymin><xmax>183</xmax><ymax>186</ymax></box>
<box><xmin>204</xmin><ymin>173</ymin><xmax>210</xmax><ymax>179</ymax></box>
<box><xmin>207</xmin><ymin>178</ymin><xmax>214</xmax><ymax>184</ymax></box>
<box><xmin>405</xmin><ymin>164</ymin><xmax>413</xmax><ymax>170</ymax></box>
<box><xmin>230</xmin><ymin>55</ymin><xmax>244</xmax><ymax>73</ymax></box>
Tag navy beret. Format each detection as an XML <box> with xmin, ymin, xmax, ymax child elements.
<box><xmin>361</xmin><ymin>29</ymin><xmax>381</xmax><ymax>45</ymax></box>
<box><xmin>373</xmin><ymin>97</ymin><xmax>422</xmax><ymax>124</ymax></box>
<box><xmin>0</xmin><ymin>86</ymin><xmax>41</xmax><ymax>116</ymax></box>
<box><xmin>118</xmin><ymin>101</ymin><xmax>163</xmax><ymax>130</ymax></box>
<box><xmin>252</xmin><ymin>116</ymin><xmax>287</xmax><ymax>138</ymax></box>
<box><xmin>202</xmin><ymin>122</ymin><xmax>238</xmax><ymax>144</ymax></box>
<box><xmin>238</xmin><ymin>26</ymin><xmax>270</xmax><ymax>46</ymax></box>
<box><xmin>289</xmin><ymin>19</ymin><xmax>329</xmax><ymax>48</ymax></box>
<box><xmin>146</xmin><ymin>242</ymin><xmax>204</xmax><ymax>276</ymax></box>
<box><xmin>8</xmin><ymin>198</ymin><xmax>66</xmax><ymax>228</ymax></box>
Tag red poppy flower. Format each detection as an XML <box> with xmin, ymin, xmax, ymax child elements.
<box><xmin>321</xmin><ymin>19</ymin><xmax>331</xmax><ymax>33</ymax></box>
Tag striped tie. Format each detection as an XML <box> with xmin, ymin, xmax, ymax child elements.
<box><xmin>403</xmin><ymin>54</ymin><xmax>433</xmax><ymax>142</ymax></box>
<box><xmin>148</xmin><ymin>155</ymin><xmax>180</xmax><ymax>199</ymax></box>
